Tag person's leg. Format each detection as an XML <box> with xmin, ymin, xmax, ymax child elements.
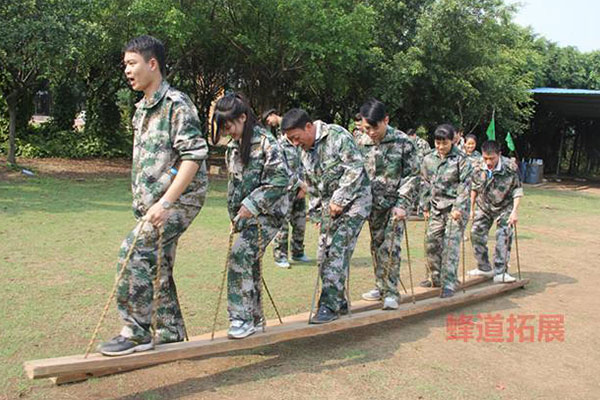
<box><xmin>440</xmin><ymin>213</ymin><xmax>465</xmax><ymax>292</ymax></box>
<box><xmin>372</xmin><ymin>208</ymin><xmax>402</xmax><ymax>302</ymax></box>
<box><xmin>470</xmin><ymin>208</ymin><xmax>494</xmax><ymax>273</ymax></box>
<box><xmin>493</xmin><ymin>209</ymin><xmax>514</xmax><ymax>276</ymax></box>
<box><xmin>290</xmin><ymin>196</ymin><xmax>307</xmax><ymax>259</ymax></box>
<box><xmin>272</xmin><ymin>214</ymin><xmax>290</xmax><ymax>262</ymax></box>
<box><xmin>424</xmin><ymin>209</ymin><xmax>446</xmax><ymax>286</ymax></box>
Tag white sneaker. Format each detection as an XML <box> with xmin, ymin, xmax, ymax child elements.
<box><xmin>493</xmin><ymin>273</ymin><xmax>517</xmax><ymax>283</ymax></box>
<box><xmin>227</xmin><ymin>319</ymin><xmax>256</xmax><ymax>339</ymax></box>
<box><xmin>274</xmin><ymin>258</ymin><xmax>291</xmax><ymax>269</ymax></box>
<box><xmin>362</xmin><ymin>288</ymin><xmax>381</xmax><ymax>301</ymax></box>
<box><xmin>467</xmin><ymin>268</ymin><xmax>494</xmax><ymax>278</ymax></box>
<box><xmin>382</xmin><ymin>297</ymin><xmax>399</xmax><ymax>310</ymax></box>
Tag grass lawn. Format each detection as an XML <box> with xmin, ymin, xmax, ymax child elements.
<box><xmin>1</xmin><ymin>175</ymin><xmax>599</xmax><ymax>399</ymax></box>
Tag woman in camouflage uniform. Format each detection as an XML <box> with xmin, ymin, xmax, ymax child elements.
<box><xmin>212</xmin><ymin>94</ymin><xmax>289</xmax><ymax>339</ymax></box>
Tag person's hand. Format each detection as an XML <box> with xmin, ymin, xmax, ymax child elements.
<box><xmin>236</xmin><ymin>205</ymin><xmax>253</xmax><ymax>220</ymax></box>
<box><xmin>392</xmin><ymin>207</ymin><xmax>407</xmax><ymax>221</ymax></box>
<box><xmin>451</xmin><ymin>209</ymin><xmax>462</xmax><ymax>221</ymax></box>
<box><xmin>423</xmin><ymin>210</ymin><xmax>430</xmax><ymax>221</ymax></box>
<box><xmin>508</xmin><ymin>211</ymin><xmax>518</xmax><ymax>226</ymax></box>
<box><xmin>329</xmin><ymin>202</ymin><xmax>343</xmax><ymax>217</ymax></box>
<box><xmin>145</xmin><ymin>202</ymin><xmax>170</xmax><ymax>228</ymax></box>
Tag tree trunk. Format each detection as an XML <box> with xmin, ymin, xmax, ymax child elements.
<box><xmin>7</xmin><ymin>93</ymin><xmax>18</xmax><ymax>165</ymax></box>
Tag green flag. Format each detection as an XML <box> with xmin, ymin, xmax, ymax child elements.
<box><xmin>505</xmin><ymin>132</ymin><xmax>515</xmax><ymax>152</ymax></box>
<box><xmin>485</xmin><ymin>117</ymin><xmax>495</xmax><ymax>140</ymax></box>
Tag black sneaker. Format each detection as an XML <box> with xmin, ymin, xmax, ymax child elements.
<box><xmin>310</xmin><ymin>305</ymin><xmax>339</xmax><ymax>324</ymax></box>
<box><xmin>98</xmin><ymin>335</ymin><xmax>154</xmax><ymax>356</ymax></box>
<box><xmin>339</xmin><ymin>300</ymin><xmax>349</xmax><ymax>315</ymax></box>
<box><xmin>440</xmin><ymin>288</ymin><xmax>455</xmax><ymax>298</ymax></box>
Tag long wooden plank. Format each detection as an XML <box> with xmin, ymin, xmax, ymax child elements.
<box><xmin>25</xmin><ymin>279</ymin><xmax>526</xmax><ymax>381</ymax></box>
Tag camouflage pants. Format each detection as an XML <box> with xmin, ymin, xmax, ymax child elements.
<box><xmin>424</xmin><ymin>207</ymin><xmax>467</xmax><ymax>290</ymax></box>
<box><xmin>273</xmin><ymin>195</ymin><xmax>307</xmax><ymax>260</ymax></box>
<box><xmin>227</xmin><ymin>215</ymin><xmax>282</xmax><ymax>323</ymax></box>
<box><xmin>470</xmin><ymin>207</ymin><xmax>513</xmax><ymax>274</ymax></box>
<box><xmin>116</xmin><ymin>203</ymin><xmax>202</xmax><ymax>343</ymax></box>
<box><xmin>318</xmin><ymin>194</ymin><xmax>371</xmax><ymax>312</ymax></box>
<box><xmin>368</xmin><ymin>207</ymin><xmax>404</xmax><ymax>300</ymax></box>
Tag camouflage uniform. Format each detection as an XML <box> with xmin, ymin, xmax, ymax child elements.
<box><xmin>226</xmin><ymin>125</ymin><xmax>289</xmax><ymax>323</ymax></box>
<box><xmin>470</xmin><ymin>156</ymin><xmax>524</xmax><ymax>274</ymax></box>
<box><xmin>409</xmin><ymin>135</ymin><xmax>432</xmax><ymax>214</ymax></box>
<box><xmin>467</xmin><ymin>150</ymin><xmax>482</xmax><ymax>167</ymax></box>
<box><xmin>356</xmin><ymin>126</ymin><xmax>419</xmax><ymax>301</ymax></box>
<box><xmin>302</xmin><ymin>121</ymin><xmax>372</xmax><ymax>312</ymax></box>
<box><xmin>421</xmin><ymin>146</ymin><xmax>472</xmax><ymax>290</ymax></box>
<box><xmin>273</xmin><ymin>136</ymin><xmax>307</xmax><ymax>261</ymax></box>
<box><xmin>117</xmin><ymin>81</ymin><xmax>208</xmax><ymax>343</ymax></box>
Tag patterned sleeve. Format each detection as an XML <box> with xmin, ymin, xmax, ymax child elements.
<box><xmin>420</xmin><ymin>157</ymin><xmax>432</xmax><ymax>212</ymax></box>
<box><xmin>241</xmin><ymin>134</ymin><xmax>289</xmax><ymax>216</ymax></box>
<box><xmin>452</xmin><ymin>156</ymin><xmax>473</xmax><ymax>213</ymax></box>
<box><xmin>171</xmin><ymin>97</ymin><xmax>208</xmax><ymax>161</ymax></box>
<box><xmin>330</xmin><ymin>132</ymin><xmax>368</xmax><ymax>208</ymax></box>
<box><xmin>396</xmin><ymin>139</ymin><xmax>420</xmax><ymax>210</ymax></box>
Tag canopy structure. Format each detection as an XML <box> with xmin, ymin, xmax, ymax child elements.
<box><xmin>530</xmin><ymin>88</ymin><xmax>600</xmax><ymax>119</ymax></box>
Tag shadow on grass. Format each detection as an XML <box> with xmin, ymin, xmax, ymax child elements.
<box><xmin>109</xmin><ymin>270</ymin><xmax>574</xmax><ymax>400</ymax></box>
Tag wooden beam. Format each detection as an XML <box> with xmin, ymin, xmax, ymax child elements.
<box><xmin>24</xmin><ymin>279</ymin><xmax>526</xmax><ymax>383</ymax></box>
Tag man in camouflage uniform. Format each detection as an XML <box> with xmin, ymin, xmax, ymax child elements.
<box><xmin>99</xmin><ymin>35</ymin><xmax>208</xmax><ymax>356</ymax></box>
<box><xmin>282</xmin><ymin>108</ymin><xmax>372</xmax><ymax>323</ymax></box>
<box><xmin>356</xmin><ymin>101</ymin><xmax>420</xmax><ymax>310</ymax></box>
<box><xmin>407</xmin><ymin>128</ymin><xmax>431</xmax><ymax>216</ymax></box>
<box><xmin>468</xmin><ymin>140</ymin><xmax>523</xmax><ymax>283</ymax></box>
<box><xmin>262</xmin><ymin>110</ymin><xmax>309</xmax><ymax>267</ymax></box>
<box><xmin>421</xmin><ymin>124</ymin><xmax>472</xmax><ymax>298</ymax></box>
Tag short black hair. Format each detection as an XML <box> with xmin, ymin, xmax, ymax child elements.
<box><xmin>406</xmin><ymin>128</ymin><xmax>416</xmax><ymax>136</ymax></box>
<box><xmin>359</xmin><ymin>98</ymin><xmax>386</xmax><ymax>126</ymax></box>
<box><xmin>261</xmin><ymin>108</ymin><xmax>277</xmax><ymax>123</ymax></box>
<box><xmin>281</xmin><ymin>108</ymin><xmax>311</xmax><ymax>132</ymax></box>
<box><xmin>434</xmin><ymin>124</ymin><xmax>455</xmax><ymax>141</ymax></box>
<box><xmin>123</xmin><ymin>35</ymin><xmax>166</xmax><ymax>76</ymax></box>
<box><xmin>481</xmin><ymin>140</ymin><xmax>500</xmax><ymax>155</ymax></box>
<box><xmin>465</xmin><ymin>133</ymin><xmax>477</xmax><ymax>143</ymax></box>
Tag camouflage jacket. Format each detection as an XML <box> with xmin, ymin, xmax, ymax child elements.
<box><xmin>421</xmin><ymin>145</ymin><xmax>473</xmax><ymax>213</ymax></box>
<box><xmin>278</xmin><ymin>135</ymin><xmax>304</xmax><ymax>193</ymax></box>
<box><xmin>356</xmin><ymin>125</ymin><xmax>420</xmax><ymax>211</ymax></box>
<box><xmin>131</xmin><ymin>80</ymin><xmax>208</xmax><ymax>218</ymax></box>
<box><xmin>226</xmin><ymin>125</ymin><xmax>289</xmax><ymax>222</ymax></box>
<box><xmin>471</xmin><ymin>156</ymin><xmax>524</xmax><ymax>214</ymax></box>
<box><xmin>467</xmin><ymin>150</ymin><xmax>482</xmax><ymax>169</ymax></box>
<box><xmin>413</xmin><ymin>136</ymin><xmax>431</xmax><ymax>159</ymax></box>
<box><xmin>301</xmin><ymin>121</ymin><xmax>371</xmax><ymax>222</ymax></box>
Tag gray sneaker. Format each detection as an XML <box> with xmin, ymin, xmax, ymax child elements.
<box><xmin>228</xmin><ymin>319</ymin><xmax>256</xmax><ymax>339</ymax></box>
<box><xmin>467</xmin><ymin>268</ymin><xmax>494</xmax><ymax>278</ymax></box>
<box><xmin>382</xmin><ymin>297</ymin><xmax>399</xmax><ymax>310</ymax></box>
<box><xmin>493</xmin><ymin>273</ymin><xmax>516</xmax><ymax>283</ymax></box>
<box><xmin>98</xmin><ymin>335</ymin><xmax>154</xmax><ymax>356</ymax></box>
<box><xmin>362</xmin><ymin>288</ymin><xmax>381</xmax><ymax>301</ymax></box>
<box><xmin>274</xmin><ymin>258</ymin><xmax>291</xmax><ymax>268</ymax></box>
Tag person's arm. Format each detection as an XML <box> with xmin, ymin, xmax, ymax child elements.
<box><xmin>451</xmin><ymin>156</ymin><xmax>473</xmax><ymax>221</ymax></box>
<box><xmin>420</xmin><ymin>158</ymin><xmax>432</xmax><ymax>220</ymax></box>
<box><xmin>508</xmin><ymin>196</ymin><xmax>521</xmax><ymax>225</ymax></box>
<box><xmin>329</xmin><ymin>132</ymin><xmax>367</xmax><ymax>216</ymax></box>
<box><xmin>394</xmin><ymin>139</ymin><xmax>420</xmax><ymax>220</ymax></box>
<box><xmin>470</xmin><ymin>189</ymin><xmax>477</xmax><ymax>220</ymax></box>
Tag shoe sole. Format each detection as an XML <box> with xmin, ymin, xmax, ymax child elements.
<box><xmin>309</xmin><ymin>315</ymin><xmax>339</xmax><ymax>324</ymax></box>
<box><xmin>100</xmin><ymin>342</ymin><xmax>154</xmax><ymax>357</ymax></box>
<box><xmin>382</xmin><ymin>305</ymin><xmax>399</xmax><ymax>310</ymax></box>
<box><xmin>494</xmin><ymin>279</ymin><xmax>516</xmax><ymax>284</ymax></box>
<box><xmin>227</xmin><ymin>328</ymin><xmax>257</xmax><ymax>339</ymax></box>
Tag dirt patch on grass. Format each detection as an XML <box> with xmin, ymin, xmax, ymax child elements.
<box><xmin>0</xmin><ymin>157</ymin><xmax>131</xmax><ymax>181</ymax></box>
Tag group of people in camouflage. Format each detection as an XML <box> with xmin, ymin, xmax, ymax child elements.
<box><xmin>98</xmin><ymin>35</ymin><xmax>523</xmax><ymax>356</ymax></box>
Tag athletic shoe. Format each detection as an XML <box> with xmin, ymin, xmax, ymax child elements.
<box><xmin>467</xmin><ymin>268</ymin><xmax>494</xmax><ymax>278</ymax></box>
<box><xmin>440</xmin><ymin>288</ymin><xmax>455</xmax><ymax>298</ymax></box>
<box><xmin>361</xmin><ymin>288</ymin><xmax>381</xmax><ymax>301</ymax></box>
<box><xmin>98</xmin><ymin>335</ymin><xmax>154</xmax><ymax>356</ymax></box>
<box><xmin>382</xmin><ymin>297</ymin><xmax>399</xmax><ymax>310</ymax></box>
<box><xmin>274</xmin><ymin>258</ymin><xmax>291</xmax><ymax>269</ymax></box>
<box><xmin>291</xmin><ymin>253</ymin><xmax>311</xmax><ymax>262</ymax></box>
<box><xmin>227</xmin><ymin>319</ymin><xmax>256</xmax><ymax>339</ymax></box>
<box><xmin>310</xmin><ymin>305</ymin><xmax>339</xmax><ymax>324</ymax></box>
<box><xmin>420</xmin><ymin>279</ymin><xmax>440</xmax><ymax>288</ymax></box>
<box><xmin>493</xmin><ymin>273</ymin><xmax>517</xmax><ymax>283</ymax></box>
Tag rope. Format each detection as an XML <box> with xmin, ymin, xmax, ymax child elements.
<box><xmin>151</xmin><ymin>227</ymin><xmax>164</xmax><ymax>343</ymax></box>
<box><xmin>210</xmin><ymin>224</ymin><xmax>234</xmax><ymax>340</ymax></box>
<box><xmin>402</xmin><ymin>219</ymin><xmax>416</xmax><ymax>304</ymax></box>
<box><xmin>461</xmin><ymin>220</ymin><xmax>466</xmax><ymax>293</ymax></box>
<box><xmin>84</xmin><ymin>219</ymin><xmax>147</xmax><ymax>358</ymax></box>
<box><xmin>344</xmin><ymin>216</ymin><xmax>352</xmax><ymax>317</ymax></box>
<box><xmin>514</xmin><ymin>224</ymin><xmax>522</xmax><ymax>280</ymax></box>
<box><xmin>308</xmin><ymin>210</ymin><xmax>329</xmax><ymax>323</ymax></box>
<box><xmin>256</xmin><ymin>217</ymin><xmax>283</xmax><ymax>327</ymax></box>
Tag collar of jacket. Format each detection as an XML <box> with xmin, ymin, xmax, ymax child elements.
<box><xmin>433</xmin><ymin>144</ymin><xmax>461</xmax><ymax>160</ymax></box>
<box><xmin>136</xmin><ymin>80</ymin><xmax>170</xmax><ymax>110</ymax></box>
<box><xmin>227</xmin><ymin>125</ymin><xmax>265</xmax><ymax>149</ymax></box>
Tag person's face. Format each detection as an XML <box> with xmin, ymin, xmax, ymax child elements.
<box><xmin>285</xmin><ymin>123</ymin><xmax>315</xmax><ymax>151</ymax></box>
<box><xmin>435</xmin><ymin>138</ymin><xmax>452</xmax><ymax>157</ymax></box>
<box><xmin>123</xmin><ymin>51</ymin><xmax>158</xmax><ymax>92</ymax></box>
<box><xmin>361</xmin><ymin>116</ymin><xmax>388</xmax><ymax>142</ymax></box>
<box><xmin>223</xmin><ymin>114</ymin><xmax>247</xmax><ymax>140</ymax></box>
<box><xmin>266</xmin><ymin>113</ymin><xmax>280</xmax><ymax>127</ymax></box>
<box><xmin>482</xmin><ymin>151</ymin><xmax>500</xmax><ymax>170</ymax></box>
<box><xmin>464</xmin><ymin>138</ymin><xmax>477</xmax><ymax>155</ymax></box>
